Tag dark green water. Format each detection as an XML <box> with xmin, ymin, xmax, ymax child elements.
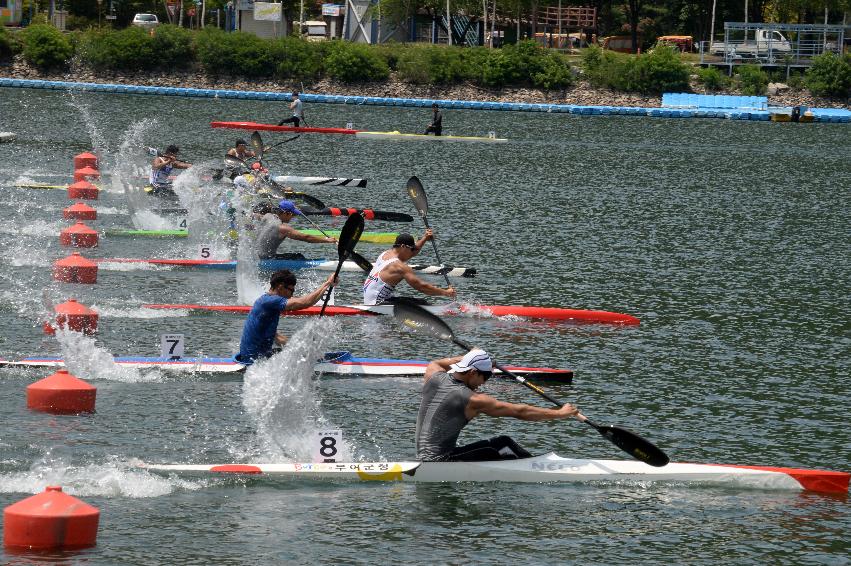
<box><xmin>0</xmin><ymin>88</ymin><xmax>848</xmax><ymax>564</ymax></box>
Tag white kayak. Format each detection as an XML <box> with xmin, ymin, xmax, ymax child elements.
<box><xmin>355</xmin><ymin>131</ymin><xmax>507</xmax><ymax>143</ymax></box>
<box><xmin>0</xmin><ymin>352</ymin><xmax>574</xmax><ymax>382</ymax></box>
<box><xmin>272</xmin><ymin>175</ymin><xmax>367</xmax><ymax>187</ymax></box>
<box><xmin>142</xmin><ymin>452</ymin><xmax>849</xmax><ymax>493</ymax></box>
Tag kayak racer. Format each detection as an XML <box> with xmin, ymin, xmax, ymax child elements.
<box><xmin>362</xmin><ymin>232</ymin><xmax>455</xmax><ymax>305</ymax></box>
<box><xmin>148</xmin><ymin>144</ymin><xmax>191</xmax><ymax>196</ymax></box>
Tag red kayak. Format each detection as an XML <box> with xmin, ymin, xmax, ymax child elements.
<box><xmin>142</xmin><ymin>303</ymin><xmax>640</xmax><ymax>325</ymax></box>
<box><xmin>211</xmin><ymin>121</ymin><xmax>357</xmax><ymax>135</ymax></box>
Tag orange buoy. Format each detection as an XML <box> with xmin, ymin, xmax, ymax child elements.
<box><xmin>63</xmin><ymin>202</ymin><xmax>97</xmax><ymax>221</ymax></box>
<box><xmin>73</xmin><ymin>152</ymin><xmax>98</xmax><ymax>171</ymax></box>
<box><xmin>67</xmin><ymin>181</ymin><xmax>99</xmax><ymax>200</ymax></box>
<box><xmin>59</xmin><ymin>221</ymin><xmax>99</xmax><ymax>248</ymax></box>
<box><xmin>53</xmin><ymin>252</ymin><xmax>98</xmax><ymax>284</ymax></box>
<box><xmin>44</xmin><ymin>299</ymin><xmax>98</xmax><ymax>335</ymax></box>
<box><xmin>26</xmin><ymin>369</ymin><xmax>96</xmax><ymax>414</ymax></box>
<box><xmin>3</xmin><ymin>486</ymin><xmax>99</xmax><ymax>549</ymax></box>
<box><xmin>73</xmin><ymin>166</ymin><xmax>100</xmax><ymax>183</ymax></box>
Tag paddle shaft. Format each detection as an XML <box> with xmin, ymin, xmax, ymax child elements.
<box><xmin>319</xmin><ymin>260</ymin><xmax>345</xmax><ymax>317</ymax></box>
<box><xmin>420</xmin><ymin>215</ymin><xmax>452</xmax><ymax>286</ymax></box>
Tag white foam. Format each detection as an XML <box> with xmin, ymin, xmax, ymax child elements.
<box><xmin>54</xmin><ymin>328</ymin><xmax>161</xmax><ymax>383</ymax></box>
<box><xmin>98</xmin><ymin>261</ymin><xmax>174</xmax><ymax>272</ymax></box>
<box><xmin>90</xmin><ymin>305</ymin><xmax>188</xmax><ymax>319</ymax></box>
<box><xmin>0</xmin><ymin>458</ymin><xmax>209</xmax><ymax>498</ymax></box>
<box><xmin>239</xmin><ymin>318</ymin><xmax>353</xmax><ymax>462</ymax></box>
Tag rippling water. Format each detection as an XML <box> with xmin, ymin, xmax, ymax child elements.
<box><xmin>0</xmin><ymin>88</ymin><xmax>849</xmax><ymax>564</ymax></box>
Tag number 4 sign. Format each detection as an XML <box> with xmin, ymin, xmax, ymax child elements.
<box><xmin>313</xmin><ymin>429</ymin><xmax>343</xmax><ymax>463</ymax></box>
<box><xmin>160</xmin><ymin>334</ymin><xmax>185</xmax><ymax>359</ymax></box>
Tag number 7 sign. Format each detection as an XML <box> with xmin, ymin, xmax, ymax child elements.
<box><xmin>160</xmin><ymin>334</ymin><xmax>185</xmax><ymax>359</ymax></box>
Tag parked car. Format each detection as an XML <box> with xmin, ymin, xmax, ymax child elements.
<box><xmin>132</xmin><ymin>13</ymin><xmax>159</xmax><ymax>29</ymax></box>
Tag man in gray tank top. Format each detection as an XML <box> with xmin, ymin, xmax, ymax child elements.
<box><xmin>415</xmin><ymin>349</ymin><xmax>579</xmax><ymax>462</ymax></box>
<box><xmin>254</xmin><ymin>199</ymin><xmax>336</xmax><ymax>260</ymax></box>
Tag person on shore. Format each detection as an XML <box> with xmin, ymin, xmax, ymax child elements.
<box><xmin>255</xmin><ymin>199</ymin><xmax>335</xmax><ymax>260</ymax></box>
<box><xmin>424</xmin><ymin>103</ymin><xmax>442</xmax><ymax>136</ymax></box>
<box><xmin>278</xmin><ymin>92</ymin><xmax>305</xmax><ymax>127</ymax></box>
<box><xmin>235</xmin><ymin>269</ymin><xmax>336</xmax><ymax>364</ymax></box>
<box><xmin>362</xmin><ymin>232</ymin><xmax>455</xmax><ymax>305</ymax></box>
<box><xmin>148</xmin><ymin>144</ymin><xmax>191</xmax><ymax>196</ymax></box>
<box><xmin>416</xmin><ymin>349</ymin><xmax>580</xmax><ymax>461</ymax></box>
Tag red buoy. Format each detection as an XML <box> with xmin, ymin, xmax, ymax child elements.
<box><xmin>63</xmin><ymin>202</ymin><xmax>97</xmax><ymax>221</ymax></box>
<box><xmin>67</xmin><ymin>181</ymin><xmax>99</xmax><ymax>200</ymax></box>
<box><xmin>59</xmin><ymin>221</ymin><xmax>99</xmax><ymax>248</ymax></box>
<box><xmin>73</xmin><ymin>166</ymin><xmax>100</xmax><ymax>183</ymax></box>
<box><xmin>73</xmin><ymin>152</ymin><xmax>98</xmax><ymax>171</ymax></box>
<box><xmin>3</xmin><ymin>486</ymin><xmax>99</xmax><ymax>550</ymax></box>
<box><xmin>26</xmin><ymin>369</ymin><xmax>96</xmax><ymax>414</ymax></box>
<box><xmin>53</xmin><ymin>252</ymin><xmax>98</xmax><ymax>284</ymax></box>
<box><xmin>44</xmin><ymin>299</ymin><xmax>98</xmax><ymax>335</ymax></box>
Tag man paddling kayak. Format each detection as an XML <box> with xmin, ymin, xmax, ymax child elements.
<box><xmin>235</xmin><ymin>269</ymin><xmax>335</xmax><ymax>364</ymax></box>
<box><xmin>149</xmin><ymin>145</ymin><xmax>191</xmax><ymax>196</ymax></box>
<box><xmin>224</xmin><ymin>139</ymin><xmax>259</xmax><ymax>179</ymax></box>
<box><xmin>362</xmin><ymin>232</ymin><xmax>455</xmax><ymax>305</ymax></box>
<box><xmin>278</xmin><ymin>91</ymin><xmax>305</xmax><ymax>127</ymax></box>
<box><xmin>255</xmin><ymin>199</ymin><xmax>336</xmax><ymax>260</ymax></box>
<box><xmin>417</xmin><ymin>350</ymin><xmax>579</xmax><ymax>461</ymax></box>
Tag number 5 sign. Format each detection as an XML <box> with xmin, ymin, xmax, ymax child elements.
<box><xmin>313</xmin><ymin>429</ymin><xmax>343</xmax><ymax>463</ymax></box>
<box><xmin>160</xmin><ymin>334</ymin><xmax>185</xmax><ymax>359</ymax></box>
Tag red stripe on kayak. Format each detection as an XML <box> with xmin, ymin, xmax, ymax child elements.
<box><xmin>714</xmin><ymin>464</ymin><xmax>850</xmax><ymax>494</ymax></box>
<box><xmin>210</xmin><ymin>465</ymin><xmax>263</xmax><ymax>474</ymax></box>
<box><xmin>329</xmin><ymin>207</ymin><xmax>342</xmax><ymax>217</ymax></box>
<box><xmin>456</xmin><ymin>305</ymin><xmax>640</xmax><ymax>325</ymax></box>
<box><xmin>142</xmin><ymin>304</ymin><xmax>376</xmax><ymax>316</ymax></box>
<box><xmin>210</xmin><ymin>121</ymin><xmax>357</xmax><ymax>135</ymax></box>
<box><xmin>99</xmin><ymin>258</ymin><xmax>233</xmax><ymax>266</ymax></box>
<box><xmin>361</xmin><ymin>209</ymin><xmax>375</xmax><ymax>220</ymax></box>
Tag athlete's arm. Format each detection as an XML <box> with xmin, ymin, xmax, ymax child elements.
<box><xmin>412</xmin><ymin>229</ymin><xmax>434</xmax><ymax>257</ymax></box>
<box><xmin>278</xmin><ymin>224</ymin><xmax>335</xmax><ymax>244</ymax></box>
<box><xmin>425</xmin><ymin>355</ymin><xmax>464</xmax><ymax>380</ymax></box>
<box><xmin>466</xmin><ymin>394</ymin><xmax>579</xmax><ymax>421</ymax></box>
<box><xmin>284</xmin><ymin>275</ymin><xmax>336</xmax><ymax>311</ymax></box>
<box><xmin>400</xmin><ymin>264</ymin><xmax>455</xmax><ymax>298</ymax></box>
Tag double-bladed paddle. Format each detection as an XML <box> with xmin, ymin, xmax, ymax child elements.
<box><xmin>320</xmin><ymin>212</ymin><xmax>365</xmax><ymax>316</ymax></box>
<box><xmin>391</xmin><ymin>300</ymin><xmax>670</xmax><ymax>467</ymax></box>
<box><xmin>406</xmin><ymin>176</ymin><xmax>451</xmax><ymax>286</ymax></box>
<box><xmin>250</xmin><ymin>131</ymin><xmax>265</xmax><ymax>164</ymax></box>
<box><xmin>296</xmin><ymin>211</ymin><xmax>373</xmax><ymax>273</ymax></box>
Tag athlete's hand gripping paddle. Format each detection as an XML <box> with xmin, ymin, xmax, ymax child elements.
<box><xmin>391</xmin><ymin>299</ymin><xmax>670</xmax><ymax>468</ymax></box>
<box><xmin>406</xmin><ymin>176</ymin><xmax>451</xmax><ymax>286</ymax></box>
<box><xmin>320</xmin><ymin>213</ymin><xmax>364</xmax><ymax>316</ymax></box>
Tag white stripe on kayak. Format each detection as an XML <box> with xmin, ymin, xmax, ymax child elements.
<box><xmin>272</xmin><ymin>175</ymin><xmax>368</xmax><ymax>187</ymax></box>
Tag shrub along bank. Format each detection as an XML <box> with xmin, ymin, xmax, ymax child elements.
<box><xmin>4</xmin><ymin>25</ymin><xmax>850</xmax><ymax>99</ymax></box>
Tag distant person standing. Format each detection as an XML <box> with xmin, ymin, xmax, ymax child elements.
<box><xmin>278</xmin><ymin>92</ymin><xmax>305</xmax><ymax>127</ymax></box>
<box><xmin>424</xmin><ymin>103</ymin><xmax>442</xmax><ymax>136</ymax></box>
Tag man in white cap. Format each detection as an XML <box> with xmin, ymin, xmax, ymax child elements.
<box><xmin>255</xmin><ymin>199</ymin><xmax>336</xmax><ymax>260</ymax></box>
<box><xmin>362</xmin><ymin>231</ymin><xmax>455</xmax><ymax>305</ymax></box>
<box><xmin>416</xmin><ymin>349</ymin><xmax>579</xmax><ymax>461</ymax></box>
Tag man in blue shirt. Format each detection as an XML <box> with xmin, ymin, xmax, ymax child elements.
<box><xmin>235</xmin><ymin>269</ymin><xmax>335</xmax><ymax>364</ymax></box>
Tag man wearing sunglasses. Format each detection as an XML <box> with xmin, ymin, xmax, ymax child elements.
<box><xmin>235</xmin><ymin>269</ymin><xmax>335</xmax><ymax>365</ymax></box>
<box><xmin>416</xmin><ymin>349</ymin><xmax>579</xmax><ymax>462</ymax></box>
<box><xmin>362</xmin><ymin>232</ymin><xmax>456</xmax><ymax>305</ymax></box>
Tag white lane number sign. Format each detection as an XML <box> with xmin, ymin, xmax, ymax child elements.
<box><xmin>160</xmin><ymin>334</ymin><xmax>185</xmax><ymax>359</ymax></box>
<box><xmin>314</xmin><ymin>429</ymin><xmax>343</xmax><ymax>463</ymax></box>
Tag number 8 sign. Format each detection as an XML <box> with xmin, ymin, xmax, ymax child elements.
<box><xmin>313</xmin><ymin>429</ymin><xmax>343</xmax><ymax>463</ymax></box>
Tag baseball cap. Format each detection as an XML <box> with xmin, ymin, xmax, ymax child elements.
<box><xmin>448</xmin><ymin>349</ymin><xmax>493</xmax><ymax>374</ymax></box>
<box><xmin>278</xmin><ymin>199</ymin><xmax>302</xmax><ymax>215</ymax></box>
<box><xmin>393</xmin><ymin>233</ymin><xmax>416</xmax><ymax>249</ymax></box>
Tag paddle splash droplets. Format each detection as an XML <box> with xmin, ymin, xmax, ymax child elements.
<box><xmin>55</xmin><ymin>328</ymin><xmax>159</xmax><ymax>383</ymax></box>
<box><xmin>240</xmin><ymin>318</ymin><xmax>351</xmax><ymax>461</ymax></box>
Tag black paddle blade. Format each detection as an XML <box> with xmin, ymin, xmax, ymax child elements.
<box><xmin>406</xmin><ymin>176</ymin><xmax>429</xmax><ymax>217</ymax></box>
<box><xmin>392</xmin><ymin>299</ymin><xmax>454</xmax><ymax>342</ymax></box>
<box><xmin>250</xmin><ymin>131</ymin><xmax>264</xmax><ymax>161</ymax></box>
<box><xmin>350</xmin><ymin>251</ymin><xmax>373</xmax><ymax>273</ymax></box>
<box><xmin>587</xmin><ymin>421</ymin><xmax>670</xmax><ymax>467</ymax></box>
<box><xmin>336</xmin><ymin>212</ymin><xmax>364</xmax><ymax>260</ymax></box>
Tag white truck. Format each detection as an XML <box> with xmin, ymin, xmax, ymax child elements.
<box><xmin>709</xmin><ymin>29</ymin><xmax>792</xmax><ymax>58</ymax></box>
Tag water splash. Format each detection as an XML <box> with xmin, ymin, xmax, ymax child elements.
<box><xmin>65</xmin><ymin>89</ymin><xmax>110</xmax><ymax>162</ymax></box>
<box><xmin>239</xmin><ymin>318</ymin><xmax>351</xmax><ymax>462</ymax></box>
<box><xmin>234</xmin><ymin>188</ymin><xmax>264</xmax><ymax>305</ymax></box>
<box><xmin>54</xmin><ymin>328</ymin><xmax>160</xmax><ymax>383</ymax></box>
<box><xmin>0</xmin><ymin>455</ymin><xmax>208</xmax><ymax>498</ymax></box>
